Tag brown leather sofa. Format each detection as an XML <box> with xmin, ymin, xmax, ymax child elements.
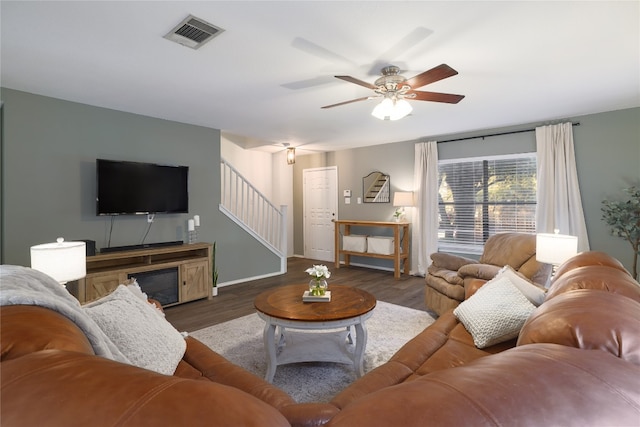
<box><xmin>425</xmin><ymin>232</ymin><xmax>551</xmax><ymax>315</ymax></box>
<box><xmin>326</xmin><ymin>251</ymin><xmax>640</xmax><ymax>426</ymax></box>
<box><xmin>3</xmin><ymin>252</ymin><xmax>640</xmax><ymax>426</ymax></box>
<box><xmin>0</xmin><ymin>269</ymin><xmax>337</xmax><ymax>427</ymax></box>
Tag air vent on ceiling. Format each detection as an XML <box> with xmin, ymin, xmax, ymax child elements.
<box><xmin>164</xmin><ymin>15</ymin><xmax>224</xmax><ymax>50</ymax></box>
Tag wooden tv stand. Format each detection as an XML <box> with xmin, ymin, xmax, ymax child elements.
<box><xmin>334</xmin><ymin>220</ymin><xmax>410</xmax><ymax>279</ymax></box>
<box><xmin>76</xmin><ymin>242</ymin><xmax>213</xmax><ymax>306</ymax></box>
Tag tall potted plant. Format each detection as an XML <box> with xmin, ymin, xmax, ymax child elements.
<box><xmin>601</xmin><ymin>186</ymin><xmax>640</xmax><ymax>280</ymax></box>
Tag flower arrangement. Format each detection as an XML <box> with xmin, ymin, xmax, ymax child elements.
<box><xmin>305</xmin><ymin>264</ymin><xmax>331</xmax><ymax>296</ymax></box>
<box><xmin>306</xmin><ymin>264</ymin><xmax>331</xmax><ymax>280</ymax></box>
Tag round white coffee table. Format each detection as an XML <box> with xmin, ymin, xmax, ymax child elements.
<box><xmin>254</xmin><ymin>284</ymin><xmax>376</xmax><ymax>383</ymax></box>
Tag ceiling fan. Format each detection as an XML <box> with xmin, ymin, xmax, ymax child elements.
<box><xmin>321</xmin><ymin>64</ymin><xmax>464</xmax><ymax>119</ymax></box>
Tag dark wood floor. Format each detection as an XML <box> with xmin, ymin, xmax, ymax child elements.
<box><xmin>164</xmin><ymin>257</ymin><xmax>431</xmax><ymax>332</ymax></box>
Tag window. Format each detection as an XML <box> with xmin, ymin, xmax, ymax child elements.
<box><xmin>438</xmin><ymin>153</ymin><xmax>537</xmax><ymax>253</ymax></box>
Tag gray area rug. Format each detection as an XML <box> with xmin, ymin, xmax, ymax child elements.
<box><xmin>190</xmin><ymin>301</ymin><xmax>435</xmax><ymax>403</ymax></box>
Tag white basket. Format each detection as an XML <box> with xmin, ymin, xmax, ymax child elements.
<box><xmin>343</xmin><ymin>235</ymin><xmax>367</xmax><ymax>252</ymax></box>
<box><xmin>367</xmin><ymin>236</ymin><xmax>394</xmax><ymax>255</ymax></box>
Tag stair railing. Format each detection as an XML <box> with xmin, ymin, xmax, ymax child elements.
<box><xmin>220</xmin><ymin>159</ymin><xmax>286</xmax><ymax>263</ymax></box>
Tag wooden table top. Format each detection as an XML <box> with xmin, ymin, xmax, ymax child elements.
<box><xmin>254</xmin><ymin>284</ymin><xmax>376</xmax><ymax>322</ymax></box>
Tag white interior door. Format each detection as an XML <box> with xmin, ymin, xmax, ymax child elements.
<box><xmin>303</xmin><ymin>167</ymin><xmax>338</xmax><ymax>262</ymax></box>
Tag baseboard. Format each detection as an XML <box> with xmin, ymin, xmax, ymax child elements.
<box><xmin>217</xmin><ymin>269</ymin><xmax>284</xmax><ymax>287</ymax></box>
<box><xmin>292</xmin><ymin>255</ymin><xmax>416</xmax><ymax>275</ymax></box>
<box><xmin>345</xmin><ymin>261</ymin><xmax>395</xmax><ymax>273</ymax></box>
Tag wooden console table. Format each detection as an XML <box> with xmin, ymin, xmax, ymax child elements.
<box><xmin>76</xmin><ymin>242</ymin><xmax>213</xmax><ymax>306</ymax></box>
<box><xmin>334</xmin><ymin>220</ymin><xmax>410</xmax><ymax>279</ymax></box>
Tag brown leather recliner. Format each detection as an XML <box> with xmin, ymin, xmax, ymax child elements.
<box><xmin>425</xmin><ymin>232</ymin><xmax>551</xmax><ymax>315</ymax></box>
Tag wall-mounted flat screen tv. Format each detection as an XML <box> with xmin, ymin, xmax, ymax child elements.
<box><xmin>96</xmin><ymin>159</ymin><xmax>189</xmax><ymax>215</ymax></box>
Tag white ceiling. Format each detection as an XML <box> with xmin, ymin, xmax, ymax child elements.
<box><xmin>2</xmin><ymin>1</ymin><xmax>639</xmax><ymax>154</ymax></box>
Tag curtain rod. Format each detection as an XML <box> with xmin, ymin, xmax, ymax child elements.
<box><xmin>437</xmin><ymin>122</ymin><xmax>581</xmax><ymax>144</ymax></box>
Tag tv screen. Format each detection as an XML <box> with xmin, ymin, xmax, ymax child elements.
<box><xmin>96</xmin><ymin>159</ymin><xmax>189</xmax><ymax>215</ymax></box>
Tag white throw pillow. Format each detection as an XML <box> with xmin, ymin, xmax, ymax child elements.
<box><xmin>125</xmin><ymin>279</ymin><xmax>148</xmax><ymax>301</ymax></box>
<box><xmin>454</xmin><ymin>276</ymin><xmax>536</xmax><ymax>348</ymax></box>
<box><xmin>84</xmin><ymin>285</ymin><xmax>186</xmax><ymax>375</ymax></box>
<box><xmin>495</xmin><ymin>265</ymin><xmax>546</xmax><ymax>306</ymax></box>
<box><xmin>126</xmin><ymin>278</ymin><xmax>165</xmax><ymax>317</ymax></box>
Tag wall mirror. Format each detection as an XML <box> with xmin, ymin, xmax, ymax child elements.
<box><xmin>363</xmin><ymin>171</ymin><xmax>390</xmax><ymax>203</ymax></box>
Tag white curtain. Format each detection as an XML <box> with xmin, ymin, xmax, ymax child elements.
<box><xmin>535</xmin><ymin>122</ymin><xmax>590</xmax><ymax>252</ymax></box>
<box><xmin>412</xmin><ymin>141</ymin><xmax>439</xmax><ymax>276</ymax></box>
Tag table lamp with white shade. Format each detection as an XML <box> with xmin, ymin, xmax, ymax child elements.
<box><xmin>392</xmin><ymin>191</ymin><xmax>414</xmax><ymax>222</ymax></box>
<box><xmin>536</xmin><ymin>230</ymin><xmax>578</xmax><ymax>286</ymax></box>
<box><xmin>30</xmin><ymin>237</ymin><xmax>86</xmax><ymax>286</ymax></box>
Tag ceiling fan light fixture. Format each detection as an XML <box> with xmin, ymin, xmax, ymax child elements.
<box><xmin>371</xmin><ymin>98</ymin><xmax>412</xmax><ymax>121</ymax></box>
<box><xmin>371</xmin><ymin>98</ymin><xmax>394</xmax><ymax>120</ymax></box>
<box><xmin>391</xmin><ymin>99</ymin><xmax>412</xmax><ymax>120</ymax></box>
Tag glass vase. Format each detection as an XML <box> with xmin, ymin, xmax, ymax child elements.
<box><xmin>309</xmin><ymin>278</ymin><xmax>328</xmax><ymax>296</ymax></box>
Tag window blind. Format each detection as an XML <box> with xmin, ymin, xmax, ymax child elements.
<box><xmin>437</xmin><ymin>153</ymin><xmax>537</xmax><ymax>253</ymax></box>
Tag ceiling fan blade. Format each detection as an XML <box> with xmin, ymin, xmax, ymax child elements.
<box><xmin>281</xmin><ymin>75</ymin><xmax>337</xmax><ymax>90</ymax></box>
<box><xmin>321</xmin><ymin>96</ymin><xmax>374</xmax><ymax>109</ymax></box>
<box><xmin>408</xmin><ymin>90</ymin><xmax>465</xmax><ymax>104</ymax></box>
<box><xmin>404</xmin><ymin>64</ymin><xmax>459</xmax><ymax>89</ymax></box>
<box><xmin>291</xmin><ymin>37</ymin><xmax>357</xmax><ymax>67</ymax></box>
<box><xmin>367</xmin><ymin>27</ymin><xmax>433</xmax><ymax>75</ymax></box>
<box><xmin>335</xmin><ymin>75</ymin><xmax>378</xmax><ymax>90</ymax></box>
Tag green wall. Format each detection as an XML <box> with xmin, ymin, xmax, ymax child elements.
<box><xmin>0</xmin><ymin>88</ymin><xmax>280</xmax><ymax>283</ymax></box>
<box><xmin>294</xmin><ymin>107</ymin><xmax>640</xmax><ymax>274</ymax></box>
<box><xmin>3</xmin><ymin>87</ymin><xmax>637</xmax><ymax>277</ymax></box>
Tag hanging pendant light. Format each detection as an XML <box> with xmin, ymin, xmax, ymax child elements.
<box><xmin>286</xmin><ymin>147</ymin><xmax>296</xmax><ymax>165</ymax></box>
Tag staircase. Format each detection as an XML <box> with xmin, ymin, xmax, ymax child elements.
<box><xmin>220</xmin><ymin>159</ymin><xmax>287</xmax><ymax>272</ymax></box>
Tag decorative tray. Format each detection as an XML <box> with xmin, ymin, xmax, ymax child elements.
<box><xmin>302</xmin><ymin>290</ymin><xmax>331</xmax><ymax>302</ymax></box>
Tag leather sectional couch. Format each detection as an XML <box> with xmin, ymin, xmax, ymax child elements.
<box><xmin>326</xmin><ymin>251</ymin><xmax>640</xmax><ymax>426</ymax></box>
<box><xmin>2</xmin><ymin>251</ymin><xmax>640</xmax><ymax>426</ymax></box>
<box><xmin>0</xmin><ymin>266</ymin><xmax>337</xmax><ymax>427</ymax></box>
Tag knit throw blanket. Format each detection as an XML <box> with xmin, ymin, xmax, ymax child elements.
<box><xmin>0</xmin><ymin>265</ymin><xmax>129</xmax><ymax>363</ymax></box>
